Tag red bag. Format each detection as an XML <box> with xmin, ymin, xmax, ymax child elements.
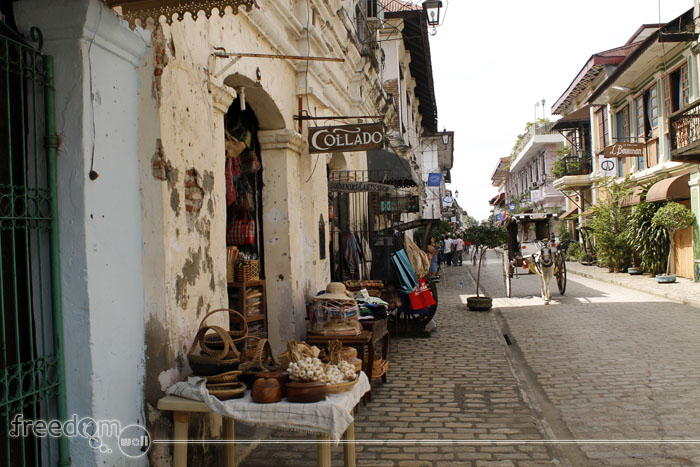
<box><xmin>227</xmin><ymin>212</ymin><xmax>256</xmax><ymax>246</ymax></box>
<box><xmin>409</xmin><ymin>278</ymin><xmax>436</xmax><ymax>310</ymax></box>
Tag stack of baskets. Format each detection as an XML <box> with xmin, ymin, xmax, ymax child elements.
<box><xmin>205</xmin><ymin>370</ymin><xmax>246</xmax><ymax>400</ymax></box>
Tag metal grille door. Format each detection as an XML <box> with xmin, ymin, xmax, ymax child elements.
<box><xmin>0</xmin><ymin>26</ymin><xmax>69</xmax><ymax>466</ymax></box>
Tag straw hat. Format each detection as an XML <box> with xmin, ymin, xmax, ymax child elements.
<box><xmin>314</xmin><ymin>282</ymin><xmax>355</xmax><ymax>301</ymax></box>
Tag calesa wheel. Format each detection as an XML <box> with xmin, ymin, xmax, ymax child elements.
<box><xmin>503</xmin><ymin>252</ymin><xmax>512</xmax><ymax>298</ymax></box>
<box><xmin>556</xmin><ymin>254</ymin><xmax>567</xmax><ymax>295</ymax></box>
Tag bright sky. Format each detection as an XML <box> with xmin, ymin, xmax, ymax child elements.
<box><xmin>429</xmin><ymin>0</ymin><xmax>693</xmax><ymax>221</ymax></box>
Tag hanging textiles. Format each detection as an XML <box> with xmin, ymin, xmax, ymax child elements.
<box><xmin>343</xmin><ymin>232</ymin><xmax>364</xmax><ymax>279</ymax></box>
<box><xmin>391</xmin><ymin>249</ymin><xmax>419</xmax><ymax>294</ymax></box>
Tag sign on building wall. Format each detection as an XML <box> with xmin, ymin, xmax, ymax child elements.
<box><xmin>378</xmin><ymin>195</ymin><xmax>420</xmax><ymax>213</ymax></box>
<box><xmin>328</xmin><ymin>180</ymin><xmax>393</xmax><ymax>193</ymax></box>
<box><xmin>530</xmin><ymin>189</ymin><xmax>542</xmax><ymax>202</ymax></box>
<box><xmin>604</xmin><ymin>142</ymin><xmax>644</xmax><ymax>158</ymax></box>
<box><xmin>308</xmin><ymin>123</ymin><xmax>384</xmax><ymax>153</ymax></box>
<box><xmin>427</xmin><ymin>173</ymin><xmax>442</xmax><ymax>186</ymax></box>
<box><xmin>599</xmin><ymin>156</ymin><xmax>617</xmax><ymax>177</ymax></box>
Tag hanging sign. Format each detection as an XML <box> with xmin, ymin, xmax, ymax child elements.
<box><xmin>378</xmin><ymin>195</ymin><xmax>420</xmax><ymax>213</ymax></box>
<box><xmin>530</xmin><ymin>189</ymin><xmax>542</xmax><ymax>202</ymax></box>
<box><xmin>427</xmin><ymin>173</ymin><xmax>442</xmax><ymax>186</ymax></box>
<box><xmin>328</xmin><ymin>180</ymin><xmax>392</xmax><ymax>193</ymax></box>
<box><xmin>308</xmin><ymin>123</ymin><xmax>384</xmax><ymax>153</ymax></box>
<box><xmin>508</xmin><ymin>203</ymin><xmax>516</xmax><ymax>211</ymax></box>
<box><xmin>604</xmin><ymin>142</ymin><xmax>644</xmax><ymax>158</ymax></box>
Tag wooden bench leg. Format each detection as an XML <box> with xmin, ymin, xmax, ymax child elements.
<box><xmin>223</xmin><ymin>417</ymin><xmax>235</xmax><ymax>467</ymax></box>
<box><xmin>317</xmin><ymin>434</ymin><xmax>331</xmax><ymax>467</ymax></box>
<box><xmin>173</xmin><ymin>412</ymin><xmax>189</xmax><ymax>467</ymax></box>
<box><xmin>344</xmin><ymin>409</ymin><xmax>356</xmax><ymax>467</ymax></box>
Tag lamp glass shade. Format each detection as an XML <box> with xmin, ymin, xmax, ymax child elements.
<box><xmin>422</xmin><ymin>0</ymin><xmax>442</xmax><ymax>26</ymax></box>
<box><xmin>441</xmin><ymin>132</ymin><xmax>449</xmax><ymax>145</ymax></box>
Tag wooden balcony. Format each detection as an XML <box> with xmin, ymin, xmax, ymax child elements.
<box><xmin>670</xmin><ymin>99</ymin><xmax>700</xmax><ymax>163</ymax></box>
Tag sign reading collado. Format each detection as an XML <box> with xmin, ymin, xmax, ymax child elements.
<box><xmin>308</xmin><ymin>123</ymin><xmax>384</xmax><ymax>153</ymax></box>
<box><xmin>604</xmin><ymin>142</ymin><xmax>645</xmax><ymax>158</ymax></box>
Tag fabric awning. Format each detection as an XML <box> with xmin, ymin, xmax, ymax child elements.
<box><xmin>560</xmin><ymin>205</ymin><xmax>579</xmax><ymax>220</ymax></box>
<box><xmin>367</xmin><ymin>150</ymin><xmax>420</xmax><ymax>187</ymax></box>
<box><xmin>647</xmin><ymin>173</ymin><xmax>690</xmax><ymax>203</ymax></box>
<box><xmin>620</xmin><ymin>187</ymin><xmax>644</xmax><ymax>208</ymax></box>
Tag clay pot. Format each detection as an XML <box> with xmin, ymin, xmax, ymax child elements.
<box><xmin>467</xmin><ymin>296</ymin><xmax>493</xmax><ymax>312</ymax></box>
<box><xmin>255</xmin><ymin>369</ymin><xmax>290</xmax><ymax>396</ymax></box>
<box><xmin>285</xmin><ymin>381</ymin><xmax>328</xmax><ymax>403</ymax></box>
<box><xmin>251</xmin><ymin>378</ymin><xmax>282</xmax><ymax>404</ymax></box>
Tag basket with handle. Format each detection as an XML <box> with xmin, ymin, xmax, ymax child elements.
<box><xmin>200</xmin><ymin>308</ymin><xmax>248</xmax><ymax>350</ymax></box>
<box><xmin>187</xmin><ymin>325</ymin><xmax>241</xmax><ymax>376</ymax></box>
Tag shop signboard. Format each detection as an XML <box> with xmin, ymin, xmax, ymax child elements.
<box><xmin>530</xmin><ymin>189</ymin><xmax>541</xmax><ymax>202</ymax></box>
<box><xmin>308</xmin><ymin>123</ymin><xmax>384</xmax><ymax>153</ymax></box>
<box><xmin>378</xmin><ymin>195</ymin><xmax>420</xmax><ymax>213</ymax></box>
<box><xmin>508</xmin><ymin>203</ymin><xmax>516</xmax><ymax>211</ymax></box>
<box><xmin>328</xmin><ymin>180</ymin><xmax>392</xmax><ymax>193</ymax></box>
<box><xmin>604</xmin><ymin>142</ymin><xmax>644</xmax><ymax>158</ymax></box>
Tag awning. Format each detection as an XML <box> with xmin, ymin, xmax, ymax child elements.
<box><xmin>560</xmin><ymin>205</ymin><xmax>579</xmax><ymax>220</ymax></box>
<box><xmin>551</xmin><ymin>106</ymin><xmax>591</xmax><ymax>131</ymax></box>
<box><xmin>620</xmin><ymin>186</ymin><xmax>644</xmax><ymax>207</ymax></box>
<box><xmin>647</xmin><ymin>173</ymin><xmax>690</xmax><ymax>203</ymax></box>
<box><xmin>367</xmin><ymin>150</ymin><xmax>420</xmax><ymax>187</ymax></box>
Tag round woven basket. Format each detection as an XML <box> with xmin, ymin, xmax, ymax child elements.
<box><xmin>206</xmin><ymin>381</ymin><xmax>247</xmax><ymax>400</ymax></box>
<box><xmin>326</xmin><ymin>377</ymin><xmax>358</xmax><ymax>395</ymax></box>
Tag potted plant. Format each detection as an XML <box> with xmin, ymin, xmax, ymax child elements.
<box><xmin>465</xmin><ymin>223</ymin><xmax>507</xmax><ymax>311</ymax></box>
<box><xmin>651</xmin><ymin>202</ymin><xmax>695</xmax><ymax>283</ymax></box>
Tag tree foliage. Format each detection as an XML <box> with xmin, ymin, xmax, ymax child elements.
<box><xmin>624</xmin><ymin>201</ymin><xmax>669</xmax><ymax>276</ymax></box>
<box><xmin>589</xmin><ymin>178</ymin><xmax>632</xmax><ymax>272</ymax></box>
<box><xmin>652</xmin><ymin>202</ymin><xmax>695</xmax><ymax>276</ymax></box>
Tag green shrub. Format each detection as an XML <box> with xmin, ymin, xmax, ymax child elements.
<box><xmin>566</xmin><ymin>242</ymin><xmax>582</xmax><ymax>261</ymax></box>
<box><xmin>652</xmin><ymin>202</ymin><xmax>695</xmax><ymax>275</ymax></box>
<box><xmin>589</xmin><ymin>178</ymin><xmax>632</xmax><ymax>272</ymax></box>
<box><xmin>624</xmin><ymin>201</ymin><xmax>669</xmax><ymax>276</ymax></box>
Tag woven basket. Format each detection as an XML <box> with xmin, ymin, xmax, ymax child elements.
<box><xmin>206</xmin><ymin>381</ymin><xmax>247</xmax><ymax>400</ymax></box>
<box><xmin>235</xmin><ymin>261</ymin><xmax>260</xmax><ymax>282</ymax></box>
<box><xmin>200</xmin><ymin>308</ymin><xmax>248</xmax><ymax>350</ymax></box>
<box><xmin>326</xmin><ymin>377</ymin><xmax>358</xmax><ymax>394</ymax></box>
<box><xmin>206</xmin><ymin>370</ymin><xmax>243</xmax><ymax>384</ymax></box>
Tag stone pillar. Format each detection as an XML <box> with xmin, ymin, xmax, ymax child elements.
<box><xmin>258</xmin><ymin>129</ymin><xmax>307</xmax><ymax>355</ymax></box>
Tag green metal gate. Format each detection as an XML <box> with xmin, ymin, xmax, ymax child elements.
<box><xmin>0</xmin><ymin>25</ymin><xmax>69</xmax><ymax>466</ymax></box>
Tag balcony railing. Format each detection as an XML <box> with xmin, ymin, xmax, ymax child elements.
<box><xmin>670</xmin><ymin>99</ymin><xmax>700</xmax><ymax>162</ymax></box>
<box><xmin>513</xmin><ymin>121</ymin><xmax>558</xmax><ymax>155</ymax></box>
<box><xmin>552</xmin><ymin>152</ymin><xmax>592</xmax><ymax>179</ymax></box>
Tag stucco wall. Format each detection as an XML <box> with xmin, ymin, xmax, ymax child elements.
<box><xmin>15</xmin><ymin>1</ymin><xmax>148</xmax><ymax>465</ymax></box>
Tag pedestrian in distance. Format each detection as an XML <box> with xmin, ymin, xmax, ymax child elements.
<box><xmin>426</xmin><ymin>237</ymin><xmax>439</xmax><ymax>278</ymax></box>
<box><xmin>454</xmin><ymin>235</ymin><xmax>465</xmax><ymax>266</ymax></box>
<box><xmin>444</xmin><ymin>235</ymin><xmax>454</xmax><ymax>266</ymax></box>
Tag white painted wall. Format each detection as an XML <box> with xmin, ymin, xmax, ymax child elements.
<box><xmin>15</xmin><ymin>0</ymin><xmax>148</xmax><ymax>465</ymax></box>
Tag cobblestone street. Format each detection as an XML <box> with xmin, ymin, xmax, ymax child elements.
<box><xmin>237</xmin><ymin>252</ymin><xmax>700</xmax><ymax>466</ymax></box>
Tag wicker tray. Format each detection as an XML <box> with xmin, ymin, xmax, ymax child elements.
<box><xmin>207</xmin><ymin>381</ymin><xmax>247</xmax><ymax>400</ymax></box>
<box><xmin>326</xmin><ymin>377</ymin><xmax>358</xmax><ymax>394</ymax></box>
<box><xmin>206</xmin><ymin>370</ymin><xmax>242</xmax><ymax>384</ymax></box>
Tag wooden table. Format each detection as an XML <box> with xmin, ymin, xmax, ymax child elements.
<box><xmin>157</xmin><ymin>395</ymin><xmax>357</xmax><ymax>467</ymax></box>
<box><xmin>307</xmin><ymin>319</ymin><xmax>389</xmax><ymax>401</ymax></box>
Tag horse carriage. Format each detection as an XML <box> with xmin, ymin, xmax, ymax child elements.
<box><xmin>502</xmin><ymin>213</ymin><xmax>567</xmax><ymax>303</ymax></box>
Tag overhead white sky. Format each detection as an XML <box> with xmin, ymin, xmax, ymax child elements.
<box><xmin>428</xmin><ymin>0</ymin><xmax>694</xmax><ymax>221</ymax></box>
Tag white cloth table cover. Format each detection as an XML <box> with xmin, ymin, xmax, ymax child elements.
<box><xmin>166</xmin><ymin>372</ymin><xmax>370</xmax><ymax>441</ymax></box>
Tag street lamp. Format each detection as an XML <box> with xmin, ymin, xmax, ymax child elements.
<box><xmin>455</xmin><ymin>190</ymin><xmax>459</xmax><ymax>199</ymax></box>
<box><xmin>441</xmin><ymin>129</ymin><xmax>449</xmax><ymax>146</ymax></box>
<box><xmin>422</xmin><ymin>0</ymin><xmax>443</xmax><ymax>27</ymax></box>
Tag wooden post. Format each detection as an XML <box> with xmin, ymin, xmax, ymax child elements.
<box><xmin>172</xmin><ymin>412</ymin><xmax>190</xmax><ymax>467</ymax></box>
<box><xmin>317</xmin><ymin>434</ymin><xmax>331</xmax><ymax>467</ymax></box>
<box><xmin>223</xmin><ymin>417</ymin><xmax>236</xmax><ymax>467</ymax></box>
<box><xmin>344</xmin><ymin>408</ymin><xmax>356</xmax><ymax>467</ymax></box>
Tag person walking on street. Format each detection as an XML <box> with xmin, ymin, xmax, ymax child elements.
<box><xmin>427</xmin><ymin>237</ymin><xmax>439</xmax><ymax>278</ymax></box>
<box><xmin>444</xmin><ymin>236</ymin><xmax>454</xmax><ymax>266</ymax></box>
<box><xmin>438</xmin><ymin>237</ymin><xmax>445</xmax><ymax>265</ymax></box>
<box><xmin>454</xmin><ymin>236</ymin><xmax>465</xmax><ymax>266</ymax></box>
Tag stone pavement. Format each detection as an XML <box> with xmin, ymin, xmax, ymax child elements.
<box><xmin>468</xmin><ymin>250</ymin><xmax>700</xmax><ymax>466</ymax></box>
<box><xmin>237</xmin><ymin>265</ymin><xmax>559</xmax><ymax>466</ymax></box>
<box><xmin>566</xmin><ymin>261</ymin><xmax>700</xmax><ymax>308</ymax></box>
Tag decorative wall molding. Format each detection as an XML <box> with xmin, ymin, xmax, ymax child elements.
<box><xmin>106</xmin><ymin>0</ymin><xmax>257</xmax><ymax>29</ymax></box>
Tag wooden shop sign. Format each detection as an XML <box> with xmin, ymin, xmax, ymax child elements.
<box><xmin>328</xmin><ymin>181</ymin><xmax>393</xmax><ymax>193</ymax></box>
<box><xmin>604</xmin><ymin>142</ymin><xmax>645</xmax><ymax>158</ymax></box>
<box><xmin>308</xmin><ymin>123</ymin><xmax>384</xmax><ymax>153</ymax></box>
<box><xmin>378</xmin><ymin>195</ymin><xmax>420</xmax><ymax>213</ymax></box>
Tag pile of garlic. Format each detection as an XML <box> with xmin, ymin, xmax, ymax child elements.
<box><xmin>287</xmin><ymin>357</ymin><xmax>325</xmax><ymax>382</ymax></box>
<box><xmin>287</xmin><ymin>357</ymin><xmax>357</xmax><ymax>384</ymax></box>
